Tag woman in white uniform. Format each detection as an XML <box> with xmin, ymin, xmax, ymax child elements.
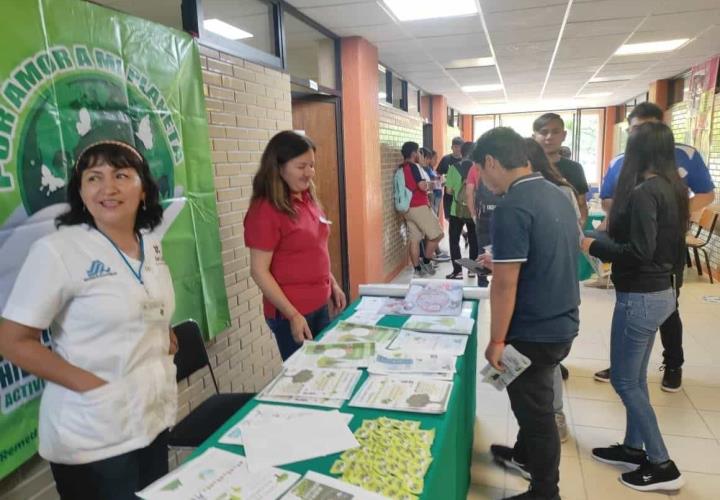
<box><xmin>0</xmin><ymin>140</ymin><xmax>178</xmax><ymax>499</ymax></box>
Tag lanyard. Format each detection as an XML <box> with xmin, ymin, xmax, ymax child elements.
<box><xmin>95</xmin><ymin>228</ymin><xmax>145</xmax><ymax>285</ymax></box>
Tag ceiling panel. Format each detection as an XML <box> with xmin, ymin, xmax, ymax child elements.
<box><xmin>404</xmin><ymin>16</ymin><xmax>486</xmax><ymax>37</ymax></box>
<box><xmin>563</xmin><ymin>18</ymin><xmax>643</xmax><ymax>39</ymax></box>
<box><xmin>568</xmin><ymin>1</ymin><xmax>654</xmax><ymax>22</ymax></box>
<box><xmin>640</xmin><ymin>10</ymin><xmax>720</xmax><ymax>32</ymax></box>
<box><xmin>480</xmin><ymin>0</ymin><xmax>568</xmax><ymax>13</ymax></box>
<box><xmin>299</xmin><ymin>2</ymin><xmax>391</xmax><ymax>29</ymax></box>
<box><xmin>486</xmin><ymin>5</ymin><xmax>566</xmax><ymax>31</ymax></box>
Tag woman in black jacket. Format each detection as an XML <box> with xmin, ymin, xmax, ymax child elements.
<box><xmin>581</xmin><ymin>122</ymin><xmax>688</xmax><ymax>493</ymax></box>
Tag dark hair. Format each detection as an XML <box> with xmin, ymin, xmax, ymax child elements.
<box><xmin>533</xmin><ymin>112</ymin><xmax>564</xmax><ymax>132</ymax></box>
<box><xmin>472</xmin><ymin>127</ymin><xmax>528</xmax><ymax>170</ymax></box>
<box><xmin>430</xmin><ymin>149</ymin><xmax>437</xmax><ymax>157</ymax></box>
<box><xmin>451</xmin><ymin>137</ymin><xmax>464</xmax><ymax>147</ymax></box>
<box><xmin>251</xmin><ymin>131</ymin><xmax>317</xmax><ymax>216</ymax></box>
<box><xmin>609</xmin><ymin>122</ymin><xmax>689</xmax><ymax>239</ymax></box>
<box><xmin>401</xmin><ymin>141</ymin><xmax>419</xmax><ymax>159</ymax></box>
<box><xmin>524</xmin><ymin>139</ymin><xmax>576</xmax><ymax>192</ymax></box>
<box><xmin>419</xmin><ymin>147</ymin><xmax>432</xmax><ymax>158</ymax></box>
<box><xmin>56</xmin><ymin>141</ymin><xmax>162</xmax><ymax>231</ymax></box>
<box><xmin>461</xmin><ymin>141</ymin><xmax>475</xmax><ymax>159</ymax></box>
<box><xmin>627</xmin><ymin>102</ymin><xmax>664</xmax><ymax>124</ymax></box>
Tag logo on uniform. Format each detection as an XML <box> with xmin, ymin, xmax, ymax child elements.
<box><xmin>84</xmin><ymin>260</ymin><xmax>116</xmax><ymax>281</ymax></box>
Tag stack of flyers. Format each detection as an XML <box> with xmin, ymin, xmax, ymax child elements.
<box><xmin>319</xmin><ymin>322</ymin><xmax>399</xmax><ymax>347</ymax></box>
<box><xmin>367</xmin><ymin>351</ymin><xmax>457</xmax><ymax>380</ymax></box>
<box><xmin>256</xmin><ymin>367</ymin><xmax>362</xmax><ymax>408</ymax></box>
<box><xmin>285</xmin><ymin>341</ymin><xmax>375</xmax><ymax>369</ymax></box>
<box><xmin>479</xmin><ymin>345</ymin><xmax>532</xmax><ymax>391</ymax></box>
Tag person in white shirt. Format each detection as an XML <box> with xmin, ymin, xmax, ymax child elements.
<box><xmin>0</xmin><ymin>140</ymin><xmax>178</xmax><ymax>500</ymax></box>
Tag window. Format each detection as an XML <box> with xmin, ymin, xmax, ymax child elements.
<box><xmin>196</xmin><ymin>0</ymin><xmax>282</xmax><ymax>68</ymax></box>
<box><xmin>408</xmin><ymin>83</ymin><xmax>419</xmax><ymax>114</ymax></box>
<box><xmin>378</xmin><ymin>65</ymin><xmax>389</xmax><ymax>103</ymax></box>
<box><xmin>577</xmin><ymin>109</ymin><xmax>605</xmax><ymax>185</ymax></box>
<box><xmin>391</xmin><ymin>74</ymin><xmax>404</xmax><ymax>110</ymax></box>
<box><xmin>285</xmin><ymin>10</ymin><xmax>337</xmax><ymax>89</ymax></box>
<box><xmin>473</xmin><ymin>115</ymin><xmax>496</xmax><ymax>140</ymax></box>
<box><xmin>447</xmin><ymin>107</ymin><xmax>459</xmax><ymax>127</ymax></box>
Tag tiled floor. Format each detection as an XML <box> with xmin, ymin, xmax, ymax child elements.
<box><xmin>391</xmin><ymin>242</ymin><xmax>720</xmax><ymax>499</ymax></box>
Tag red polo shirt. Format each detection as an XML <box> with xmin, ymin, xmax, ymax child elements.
<box><xmin>402</xmin><ymin>162</ymin><xmax>430</xmax><ymax>207</ymax></box>
<box><xmin>244</xmin><ymin>192</ymin><xmax>331</xmax><ymax>319</ymax></box>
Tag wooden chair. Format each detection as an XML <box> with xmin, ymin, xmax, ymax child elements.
<box><xmin>686</xmin><ymin>208</ymin><xmax>719</xmax><ymax>284</ymax></box>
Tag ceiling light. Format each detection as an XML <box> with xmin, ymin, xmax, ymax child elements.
<box><xmin>615</xmin><ymin>38</ymin><xmax>689</xmax><ymax>56</ymax></box>
<box><xmin>378</xmin><ymin>64</ymin><xmax>386</xmax><ymax>73</ymax></box>
<box><xmin>590</xmin><ymin>75</ymin><xmax>635</xmax><ymax>83</ymax></box>
<box><xmin>445</xmin><ymin>57</ymin><xmax>495</xmax><ymax>69</ymax></box>
<box><xmin>203</xmin><ymin>19</ymin><xmax>253</xmax><ymax>40</ymax></box>
<box><xmin>383</xmin><ymin>0</ymin><xmax>477</xmax><ymax>22</ymax></box>
<box><xmin>576</xmin><ymin>92</ymin><xmax>613</xmax><ymax>98</ymax></box>
<box><xmin>462</xmin><ymin>84</ymin><xmax>504</xmax><ymax>93</ymax></box>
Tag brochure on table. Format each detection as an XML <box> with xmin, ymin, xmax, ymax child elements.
<box><xmin>403</xmin><ymin>314</ymin><xmax>474</xmax><ymax>335</ymax></box>
<box><xmin>136</xmin><ymin>447</ymin><xmax>298</xmax><ymax>500</ymax></box>
<box><xmin>349</xmin><ymin>375</ymin><xmax>454</xmax><ymax>414</ymax></box>
<box><xmin>285</xmin><ymin>341</ymin><xmax>375</xmax><ymax>369</ymax></box>
<box><xmin>281</xmin><ymin>471</ymin><xmax>390</xmax><ymax>500</ymax></box>
<box><xmin>367</xmin><ymin>351</ymin><xmax>457</xmax><ymax>380</ymax></box>
<box><xmin>219</xmin><ymin>404</ymin><xmax>353</xmax><ymax>446</ymax></box>
<box><xmin>319</xmin><ymin>321</ymin><xmax>398</xmax><ymax>347</ymax></box>
<box><xmin>401</xmin><ymin>279</ymin><xmax>464</xmax><ymax>316</ymax></box>
<box><xmin>259</xmin><ymin>367</ymin><xmax>361</xmax><ymax>401</ymax></box>
<box><xmin>386</xmin><ymin>330</ymin><xmax>468</xmax><ymax>356</ymax></box>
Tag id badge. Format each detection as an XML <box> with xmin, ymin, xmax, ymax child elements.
<box><xmin>142</xmin><ymin>299</ymin><xmax>167</xmax><ymax>323</ymax></box>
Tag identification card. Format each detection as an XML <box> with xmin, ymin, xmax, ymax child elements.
<box><xmin>142</xmin><ymin>299</ymin><xmax>167</xmax><ymax>323</ymax></box>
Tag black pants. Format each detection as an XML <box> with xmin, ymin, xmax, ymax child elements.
<box><xmin>51</xmin><ymin>430</ymin><xmax>169</xmax><ymax>500</ymax></box>
<box><xmin>508</xmin><ymin>340</ymin><xmax>573</xmax><ymax>499</ymax></box>
<box><xmin>449</xmin><ymin>215</ymin><xmax>478</xmax><ymax>273</ymax></box>
<box><xmin>266</xmin><ymin>305</ymin><xmax>330</xmax><ymax>360</ymax></box>
<box><xmin>660</xmin><ymin>282</ymin><xmax>683</xmax><ymax>369</ymax></box>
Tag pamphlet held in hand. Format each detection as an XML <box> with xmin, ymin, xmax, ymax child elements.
<box><xmin>480</xmin><ymin>344</ymin><xmax>531</xmax><ymax>391</ymax></box>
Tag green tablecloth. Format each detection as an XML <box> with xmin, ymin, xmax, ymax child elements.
<box><xmin>190</xmin><ymin>299</ymin><xmax>478</xmax><ymax>500</ymax></box>
<box><xmin>578</xmin><ymin>212</ymin><xmax>606</xmax><ymax>280</ymax></box>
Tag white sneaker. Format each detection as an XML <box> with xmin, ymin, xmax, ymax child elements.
<box><xmin>555</xmin><ymin>412</ymin><xmax>569</xmax><ymax>443</ymax></box>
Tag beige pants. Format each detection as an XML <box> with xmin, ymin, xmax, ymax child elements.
<box><xmin>405</xmin><ymin>205</ymin><xmax>444</xmax><ymax>243</ymax></box>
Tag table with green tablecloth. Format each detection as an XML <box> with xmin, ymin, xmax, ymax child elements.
<box><xmin>190</xmin><ymin>298</ymin><xmax>479</xmax><ymax>500</ymax></box>
<box><xmin>578</xmin><ymin>211</ymin><xmax>607</xmax><ymax>280</ymax></box>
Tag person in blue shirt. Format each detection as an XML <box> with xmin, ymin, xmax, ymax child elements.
<box><xmin>594</xmin><ymin>102</ymin><xmax>716</xmax><ymax>391</ymax></box>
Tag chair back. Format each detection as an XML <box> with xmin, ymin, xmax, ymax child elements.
<box><xmin>698</xmin><ymin>208</ymin><xmax>719</xmax><ymax>234</ymax></box>
<box><xmin>173</xmin><ymin>319</ymin><xmax>218</xmax><ymax>391</ymax></box>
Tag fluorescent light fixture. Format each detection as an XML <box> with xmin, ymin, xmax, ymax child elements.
<box><xmin>462</xmin><ymin>84</ymin><xmax>504</xmax><ymax>93</ymax></box>
<box><xmin>383</xmin><ymin>0</ymin><xmax>477</xmax><ymax>21</ymax></box>
<box><xmin>445</xmin><ymin>57</ymin><xmax>495</xmax><ymax>69</ymax></box>
<box><xmin>378</xmin><ymin>64</ymin><xmax>386</xmax><ymax>73</ymax></box>
<box><xmin>576</xmin><ymin>92</ymin><xmax>613</xmax><ymax>98</ymax></box>
<box><xmin>203</xmin><ymin>19</ymin><xmax>253</xmax><ymax>40</ymax></box>
<box><xmin>590</xmin><ymin>75</ymin><xmax>635</xmax><ymax>83</ymax></box>
<box><xmin>615</xmin><ymin>38</ymin><xmax>689</xmax><ymax>56</ymax></box>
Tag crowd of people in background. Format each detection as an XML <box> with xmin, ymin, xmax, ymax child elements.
<box><xmin>393</xmin><ymin>101</ymin><xmax>716</xmax><ymax>499</ymax></box>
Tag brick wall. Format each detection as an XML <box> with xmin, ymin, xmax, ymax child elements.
<box><xmin>379</xmin><ymin>103</ymin><xmax>423</xmax><ymax>279</ymax></box>
<box><xmin>0</xmin><ymin>43</ymin><xmax>289</xmax><ymax>500</ymax></box>
<box><xmin>669</xmin><ymin>99</ymin><xmax>720</xmax><ymax>276</ymax></box>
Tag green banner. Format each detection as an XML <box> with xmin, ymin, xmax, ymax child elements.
<box><xmin>0</xmin><ymin>0</ymin><xmax>230</xmax><ymax>479</ymax></box>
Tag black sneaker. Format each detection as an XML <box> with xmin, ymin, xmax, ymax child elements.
<box><xmin>559</xmin><ymin>363</ymin><xmax>569</xmax><ymax>381</ymax></box>
<box><xmin>592</xmin><ymin>443</ymin><xmax>646</xmax><ymax>468</ymax></box>
<box><xmin>661</xmin><ymin>366</ymin><xmax>682</xmax><ymax>393</ymax></box>
<box><xmin>620</xmin><ymin>459</ymin><xmax>684</xmax><ymax>491</ymax></box>
<box><xmin>477</xmin><ymin>276</ymin><xmax>489</xmax><ymax>288</ymax></box>
<box><xmin>490</xmin><ymin>444</ymin><xmax>531</xmax><ymax>480</ymax></box>
<box><xmin>594</xmin><ymin>367</ymin><xmax>610</xmax><ymax>383</ymax></box>
<box><xmin>503</xmin><ymin>490</ymin><xmax>560</xmax><ymax>500</ymax></box>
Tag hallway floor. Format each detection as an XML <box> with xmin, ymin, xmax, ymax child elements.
<box><xmin>392</xmin><ymin>247</ymin><xmax>720</xmax><ymax>499</ymax></box>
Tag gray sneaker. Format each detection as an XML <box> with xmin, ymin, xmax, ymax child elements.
<box><xmin>555</xmin><ymin>412</ymin><xmax>569</xmax><ymax>443</ymax></box>
<box><xmin>414</xmin><ymin>266</ymin><xmax>427</xmax><ymax>278</ymax></box>
<box><xmin>421</xmin><ymin>261</ymin><xmax>436</xmax><ymax>275</ymax></box>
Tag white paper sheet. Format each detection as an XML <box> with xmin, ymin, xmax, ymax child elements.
<box><xmin>367</xmin><ymin>351</ymin><xmax>457</xmax><ymax>380</ymax></box>
<box><xmin>349</xmin><ymin>375</ymin><xmax>454</xmax><ymax>414</ymax></box>
<box><xmin>386</xmin><ymin>330</ymin><xmax>468</xmax><ymax>356</ymax></box>
<box><xmin>136</xmin><ymin>447</ymin><xmax>299</xmax><ymax>500</ymax></box>
<box><xmin>403</xmin><ymin>314</ymin><xmax>475</xmax><ymax>335</ymax></box>
<box><xmin>281</xmin><ymin>471</ymin><xmax>390</xmax><ymax>500</ymax></box>
<box><xmin>262</xmin><ymin>367</ymin><xmax>362</xmax><ymax>400</ymax></box>
<box><xmin>354</xmin><ymin>296</ymin><xmax>388</xmax><ymax>313</ymax></box>
<box><xmin>284</xmin><ymin>341</ymin><xmax>375</xmax><ymax>369</ymax></box>
<box><xmin>479</xmin><ymin>345</ymin><xmax>532</xmax><ymax>391</ymax></box>
<box><xmin>319</xmin><ymin>322</ymin><xmax>398</xmax><ymax>347</ymax></box>
<box><xmin>344</xmin><ymin>310</ymin><xmax>385</xmax><ymax>326</ymax></box>
<box><xmin>219</xmin><ymin>404</ymin><xmax>353</xmax><ymax>446</ymax></box>
<box><xmin>401</xmin><ymin>279</ymin><xmax>464</xmax><ymax>316</ymax></box>
<box><xmin>241</xmin><ymin>411</ymin><xmax>359</xmax><ymax>472</ymax></box>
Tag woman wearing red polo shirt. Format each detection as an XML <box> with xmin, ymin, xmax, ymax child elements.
<box><xmin>245</xmin><ymin>131</ymin><xmax>346</xmax><ymax>360</ymax></box>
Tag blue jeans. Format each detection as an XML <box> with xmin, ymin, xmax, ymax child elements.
<box><xmin>610</xmin><ymin>288</ymin><xmax>675</xmax><ymax>463</ymax></box>
<box><xmin>266</xmin><ymin>305</ymin><xmax>330</xmax><ymax>361</ymax></box>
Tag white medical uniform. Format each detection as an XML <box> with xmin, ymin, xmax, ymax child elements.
<box><xmin>2</xmin><ymin>224</ymin><xmax>177</xmax><ymax>464</ymax></box>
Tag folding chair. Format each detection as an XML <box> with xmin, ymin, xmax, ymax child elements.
<box><xmin>686</xmin><ymin>208</ymin><xmax>719</xmax><ymax>284</ymax></box>
<box><xmin>168</xmin><ymin>319</ymin><xmax>254</xmax><ymax>447</ymax></box>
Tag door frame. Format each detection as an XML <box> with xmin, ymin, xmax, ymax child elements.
<box><xmin>290</xmin><ymin>93</ymin><xmax>350</xmax><ymax>299</ymax></box>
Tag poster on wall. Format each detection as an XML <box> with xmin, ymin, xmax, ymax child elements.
<box><xmin>686</xmin><ymin>55</ymin><xmax>719</xmax><ymax>159</ymax></box>
<box><xmin>0</xmin><ymin>0</ymin><xmax>230</xmax><ymax>479</ymax></box>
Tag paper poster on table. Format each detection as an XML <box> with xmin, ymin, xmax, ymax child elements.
<box><xmin>686</xmin><ymin>55</ymin><xmax>719</xmax><ymax>159</ymax></box>
<box><xmin>0</xmin><ymin>0</ymin><xmax>230</xmax><ymax>480</ymax></box>
<box><xmin>350</xmin><ymin>376</ymin><xmax>454</xmax><ymax>414</ymax></box>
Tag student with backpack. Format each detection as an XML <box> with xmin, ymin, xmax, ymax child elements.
<box><xmin>444</xmin><ymin>141</ymin><xmax>479</xmax><ymax>279</ymax></box>
<box><xmin>394</xmin><ymin>142</ymin><xmax>443</xmax><ymax>277</ymax></box>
